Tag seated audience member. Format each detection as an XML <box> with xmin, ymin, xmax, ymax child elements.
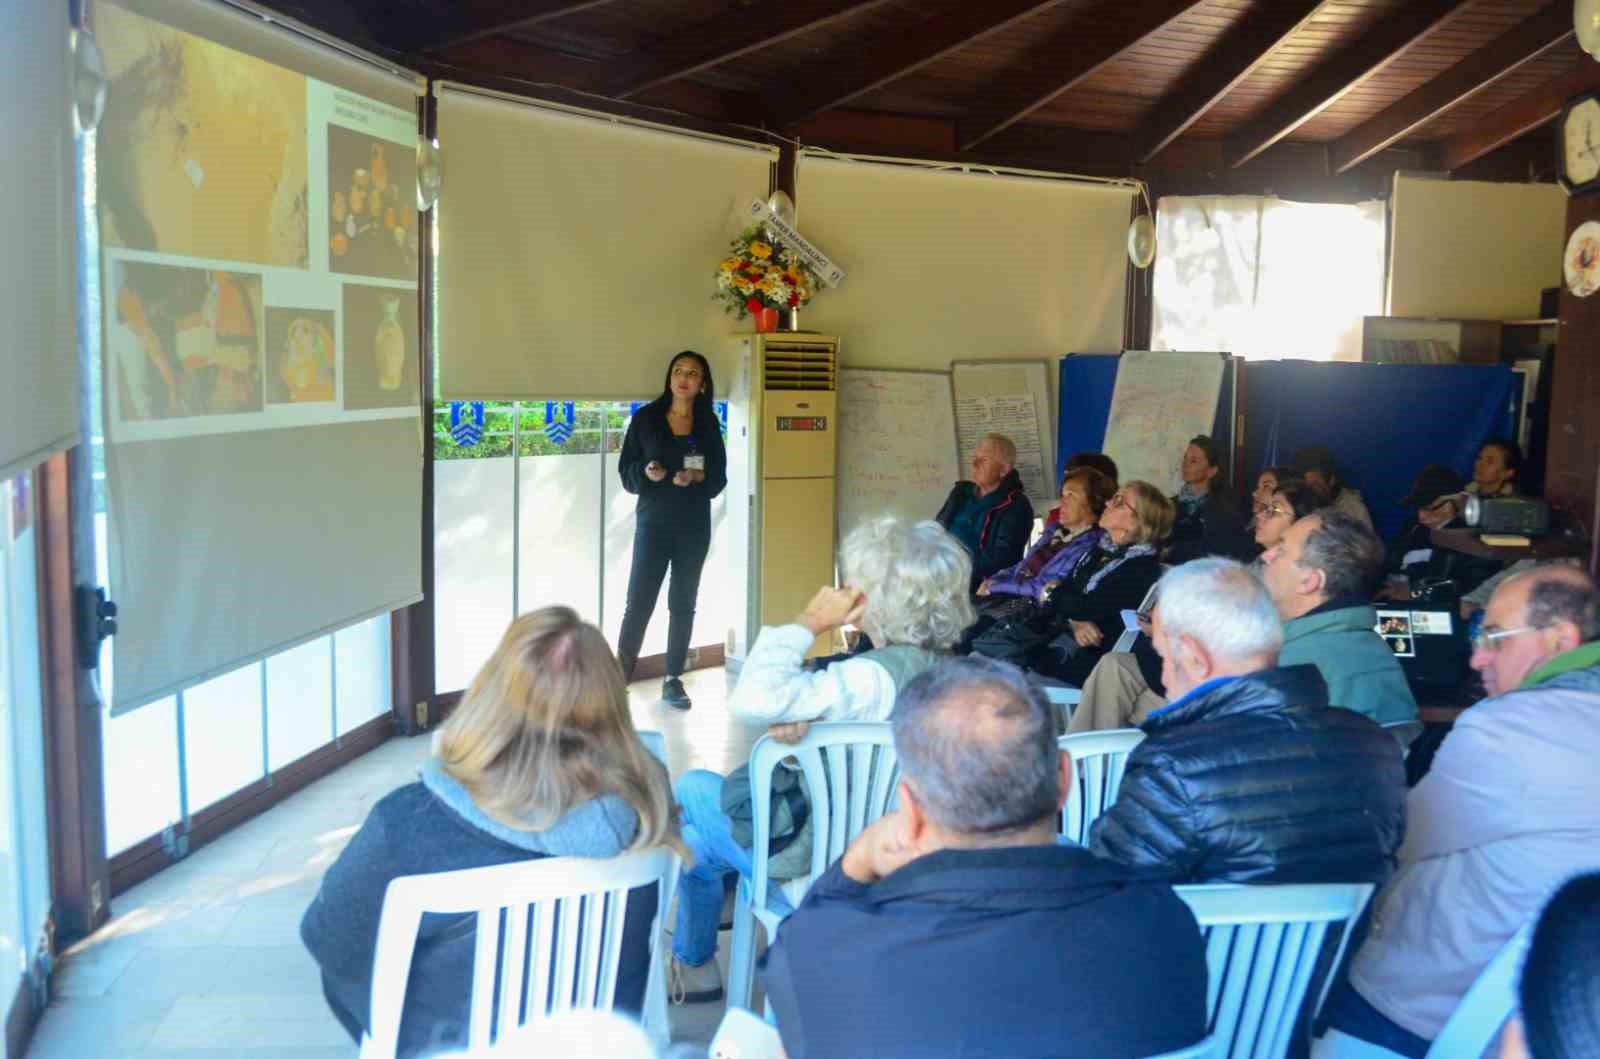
<box><xmin>1065</xmin><ymin>449</ymin><xmax>1120</xmax><ymax>485</ymax></box>
<box><xmin>1261</xmin><ymin>509</ymin><xmax>1418</xmax><ymax>725</ymax></box>
<box><xmin>1251</xmin><ymin>464</ymin><xmax>1297</xmax><ymax>524</ymax></box>
<box><xmin>971</xmin><ymin>481</ymin><xmax>1171</xmax><ymax>685</ymax></box>
<box><xmin>1166</xmin><ymin>434</ymin><xmax>1254</xmax><ymax>564</ymax></box>
<box><xmin>973</xmin><ymin>466</ymin><xmax>1113</xmax><ymax>622</ymax></box>
<box><xmin>1320</xmin><ymin>566</ymin><xmax>1600</xmax><ymax>1058</ymax></box>
<box><xmin>300</xmin><ymin>607</ymin><xmax>680</xmax><ymax>1058</ymax></box>
<box><xmin>1499</xmin><ymin>872</ymin><xmax>1600</xmax><ymax>1059</ymax></box>
<box><xmin>1467</xmin><ymin>436</ymin><xmax>1523</xmax><ymax>498</ymax></box>
<box><xmin>760</xmin><ymin>656</ymin><xmax>1208</xmax><ymax>1059</ymax></box>
<box><xmin>1067</xmin><ymin>488</ymin><xmax>1387</xmax><ymax>735</ymax></box>
<box><xmin>1295</xmin><ymin>446</ymin><xmax>1374</xmax><ymax>531</ymax></box>
<box><xmin>669</xmin><ymin>517</ymin><xmax>973</xmax><ymax>1003</ymax></box>
<box><xmin>935</xmin><ymin>432</ymin><xmax>1034</xmax><ymax>590</ymax></box>
<box><xmin>1383</xmin><ymin>464</ymin><xmax>1502</xmax><ymax>601</ymax></box>
<box><xmin>1088</xmin><ymin>558</ymin><xmax>1405</xmax><ymax>884</ymax></box>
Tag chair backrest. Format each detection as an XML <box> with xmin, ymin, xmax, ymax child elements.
<box><xmin>1058</xmin><ymin>728</ymin><xmax>1146</xmax><ymax>845</ymax></box>
<box><xmin>363</xmin><ymin>847</ymin><xmax>678</xmax><ymax>1058</ymax></box>
<box><xmin>1175</xmin><ymin>882</ymin><xmax>1375</xmax><ymax>1059</ymax></box>
<box><xmin>748</xmin><ymin>722</ymin><xmax>899</xmax><ymax>903</ymax></box>
<box><xmin>1380</xmin><ymin>720</ymin><xmax>1423</xmax><ymax>750</ymax></box>
<box><xmin>1424</xmin><ymin>924</ymin><xmax>1532</xmax><ymax>1059</ymax></box>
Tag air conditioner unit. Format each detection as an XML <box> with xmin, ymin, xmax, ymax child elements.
<box><xmin>723</xmin><ymin>333</ymin><xmax>840</xmax><ymax>667</ymax></box>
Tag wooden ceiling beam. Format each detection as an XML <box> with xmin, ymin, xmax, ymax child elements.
<box><xmin>606</xmin><ymin>0</ymin><xmax>892</xmax><ymax>99</ymax></box>
<box><xmin>1329</xmin><ymin>2</ymin><xmax>1573</xmax><ymax>173</ymax></box>
<box><xmin>955</xmin><ymin>0</ymin><xmax>1210</xmax><ymax>152</ymax></box>
<box><xmin>1440</xmin><ymin>57</ymin><xmax>1600</xmax><ymax>171</ymax></box>
<box><xmin>1222</xmin><ymin>0</ymin><xmax>1480</xmax><ymax>169</ymax></box>
<box><xmin>769</xmin><ymin>0</ymin><xmax>1068</xmax><ymax>128</ymax></box>
<box><xmin>407</xmin><ymin>0</ymin><xmax>622</xmax><ymax>54</ymax></box>
<box><xmin>1132</xmin><ymin>0</ymin><xmax>1329</xmax><ymax>164</ymax></box>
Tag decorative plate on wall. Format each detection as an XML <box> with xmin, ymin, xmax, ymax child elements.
<box><xmin>1564</xmin><ymin>220</ymin><xmax>1600</xmax><ymax>298</ymax></box>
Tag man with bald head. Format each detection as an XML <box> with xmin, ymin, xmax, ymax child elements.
<box><xmin>1318</xmin><ymin>565</ymin><xmax>1600</xmax><ymax>1058</ymax></box>
<box><xmin>759</xmin><ymin>656</ymin><xmax>1206</xmax><ymax>1059</ymax></box>
<box><xmin>936</xmin><ymin>433</ymin><xmax>1034</xmax><ymax>590</ymax></box>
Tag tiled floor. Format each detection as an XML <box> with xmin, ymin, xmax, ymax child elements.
<box><xmin>28</xmin><ymin>668</ymin><xmax>760</xmax><ymax>1058</ymax></box>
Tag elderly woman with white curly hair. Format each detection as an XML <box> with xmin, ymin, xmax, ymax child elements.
<box><xmin>667</xmin><ymin>517</ymin><xmax>975</xmax><ymax>1004</ymax></box>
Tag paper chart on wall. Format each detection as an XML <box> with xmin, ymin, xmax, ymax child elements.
<box><xmin>955</xmin><ymin>394</ymin><xmax>1049</xmax><ymax>505</ymax></box>
<box><xmin>1100</xmin><ymin>351</ymin><xmax>1226</xmax><ymax>493</ymax></box>
<box><xmin>837</xmin><ymin>369</ymin><xmax>960</xmax><ymax>534</ymax></box>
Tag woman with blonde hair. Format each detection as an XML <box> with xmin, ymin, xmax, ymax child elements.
<box><xmin>667</xmin><ymin>517</ymin><xmax>975</xmax><ymax>1004</ymax></box>
<box><xmin>302</xmin><ymin>606</ymin><xmax>681</xmax><ymax>1058</ymax></box>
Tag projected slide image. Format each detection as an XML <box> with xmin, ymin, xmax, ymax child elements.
<box><xmin>328</xmin><ymin>125</ymin><xmax>420</xmax><ymax>280</ymax></box>
<box><xmin>343</xmin><ymin>286</ymin><xmax>418</xmax><ymax>410</ymax></box>
<box><xmin>109</xmin><ymin>261</ymin><xmax>265</xmax><ymax>422</ymax></box>
<box><xmin>265</xmin><ymin>308</ymin><xmax>337</xmax><ymax>404</ymax></box>
<box><xmin>96</xmin><ymin>2</ymin><xmax>309</xmax><ymax>268</ymax></box>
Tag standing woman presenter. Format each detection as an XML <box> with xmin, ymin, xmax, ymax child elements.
<box><xmin>616</xmin><ymin>351</ymin><xmax>727</xmax><ymax>709</ymax></box>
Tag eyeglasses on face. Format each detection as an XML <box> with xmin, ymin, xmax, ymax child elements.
<box><xmin>1107</xmin><ymin>493</ymin><xmax>1133</xmax><ymax>510</ymax></box>
<box><xmin>1263</xmin><ymin>503</ymin><xmax>1292</xmax><ymax>519</ymax></box>
<box><xmin>1472</xmin><ymin>624</ymin><xmax>1546</xmax><ymax>653</ymax></box>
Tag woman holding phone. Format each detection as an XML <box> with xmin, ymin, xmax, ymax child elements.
<box><xmin>616</xmin><ymin>350</ymin><xmax>727</xmax><ymax>709</ymax></box>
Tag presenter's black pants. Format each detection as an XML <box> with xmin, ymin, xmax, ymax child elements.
<box><xmin>616</xmin><ymin>514</ymin><xmax>711</xmax><ymax>680</ymax></box>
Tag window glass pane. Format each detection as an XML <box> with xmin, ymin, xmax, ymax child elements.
<box><xmin>517</xmin><ymin>402</ymin><xmax>601</xmax><ymax>623</ymax></box>
<box><xmin>335</xmin><ymin>613</ymin><xmax>391</xmax><ymax>735</ymax></box>
<box><xmin>266</xmin><ymin>637</ymin><xmax>333</xmax><ymax>771</ymax></box>
<box><xmin>181</xmin><ymin>663</ymin><xmax>265</xmax><ymax>813</ymax></box>
<box><xmin>5</xmin><ymin>478</ymin><xmax>50</xmax><ymax>970</ymax></box>
<box><xmin>433</xmin><ymin>401</ymin><xmax>515</xmax><ymax>693</ymax></box>
<box><xmin>102</xmin><ymin>696</ymin><xmax>180</xmax><ymax>856</ymax></box>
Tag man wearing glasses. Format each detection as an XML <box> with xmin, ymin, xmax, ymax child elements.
<box><xmin>1319</xmin><ymin>565</ymin><xmax>1600</xmax><ymax>1058</ymax></box>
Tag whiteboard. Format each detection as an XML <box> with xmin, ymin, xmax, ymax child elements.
<box><xmin>1101</xmin><ymin>350</ymin><xmax>1227</xmax><ymax>493</ymax></box>
<box><xmin>952</xmin><ymin>360</ymin><xmax>1055</xmax><ymax>511</ymax></box>
<box><xmin>837</xmin><ymin>369</ymin><xmax>959</xmax><ymax>533</ymax></box>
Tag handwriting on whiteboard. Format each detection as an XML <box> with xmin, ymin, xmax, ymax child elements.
<box><xmin>955</xmin><ymin>394</ymin><xmax>1048</xmax><ymax>503</ymax></box>
<box><xmin>837</xmin><ymin>371</ymin><xmax>959</xmax><ymax>531</ymax></box>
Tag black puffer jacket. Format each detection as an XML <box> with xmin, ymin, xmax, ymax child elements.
<box><xmin>1088</xmin><ymin>665</ymin><xmax>1406</xmax><ymax>885</ymax></box>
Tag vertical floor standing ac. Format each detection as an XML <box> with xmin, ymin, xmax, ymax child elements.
<box><xmin>723</xmin><ymin>334</ymin><xmax>839</xmax><ymax>666</ymax></box>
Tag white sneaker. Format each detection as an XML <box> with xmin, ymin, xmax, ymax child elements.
<box><xmin>668</xmin><ymin>956</ymin><xmax>724</xmax><ymax>1005</ymax></box>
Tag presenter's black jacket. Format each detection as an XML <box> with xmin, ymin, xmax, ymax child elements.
<box><xmin>1089</xmin><ymin>665</ymin><xmax>1406</xmax><ymax>886</ymax></box>
<box><xmin>935</xmin><ymin>468</ymin><xmax>1034</xmax><ymax>588</ymax></box>
<box><xmin>759</xmin><ymin>843</ymin><xmax>1207</xmax><ymax>1059</ymax></box>
<box><xmin>618</xmin><ymin>400</ymin><xmax>727</xmax><ymax>523</ymax></box>
<box><xmin>1165</xmin><ymin>489</ymin><xmax>1256</xmax><ymax>565</ymax></box>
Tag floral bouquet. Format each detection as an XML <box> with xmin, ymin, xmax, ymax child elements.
<box><xmin>714</xmin><ymin>225</ymin><xmax>820</xmax><ymax>319</ymax></box>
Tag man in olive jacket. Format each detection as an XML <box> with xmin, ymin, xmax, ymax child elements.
<box><xmin>1262</xmin><ymin>509</ymin><xmax>1418</xmax><ymax>727</ymax></box>
<box><xmin>1088</xmin><ymin>559</ymin><xmax>1406</xmax><ymax>885</ymax></box>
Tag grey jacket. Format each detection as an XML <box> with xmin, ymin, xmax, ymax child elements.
<box><xmin>1348</xmin><ymin>663</ymin><xmax>1600</xmax><ymax>1039</ymax></box>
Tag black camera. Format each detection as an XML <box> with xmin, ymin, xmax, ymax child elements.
<box><xmin>1461</xmin><ymin>495</ymin><xmax>1551</xmax><ymax>536</ymax></box>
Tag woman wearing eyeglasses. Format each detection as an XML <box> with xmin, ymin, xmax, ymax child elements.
<box><xmin>1253</xmin><ymin>480</ymin><xmax>1321</xmax><ymax>558</ymax></box>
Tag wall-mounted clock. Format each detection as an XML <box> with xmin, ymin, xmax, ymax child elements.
<box><xmin>1559</xmin><ymin>90</ymin><xmax>1600</xmax><ymax>194</ymax></box>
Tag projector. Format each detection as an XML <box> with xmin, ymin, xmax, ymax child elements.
<box><xmin>1462</xmin><ymin>495</ymin><xmax>1551</xmax><ymax>536</ymax></box>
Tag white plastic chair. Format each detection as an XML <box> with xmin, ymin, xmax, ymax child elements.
<box><xmin>1057</xmin><ymin>728</ymin><xmax>1146</xmax><ymax>845</ymax></box>
<box><xmin>1310</xmin><ymin>923</ymin><xmax>1533</xmax><ymax>1059</ymax></box>
<box><xmin>724</xmin><ymin>722</ymin><xmax>900</xmax><ymax>1011</ymax></box>
<box><xmin>360</xmin><ymin>847</ymin><xmax>679</xmax><ymax>1058</ymax></box>
<box><xmin>1380</xmin><ymin>720</ymin><xmax>1423</xmax><ymax>751</ymax></box>
<box><xmin>1176</xmin><ymin>882</ymin><xmax>1375</xmax><ymax>1059</ymax></box>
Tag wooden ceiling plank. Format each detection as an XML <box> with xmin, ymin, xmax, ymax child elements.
<box><xmin>607</xmin><ymin>0</ymin><xmax>892</xmax><ymax>99</ymax></box>
<box><xmin>1132</xmin><ymin>0</ymin><xmax>1331</xmax><ymax>164</ymax></box>
<box><xmin>770</xmin><ymin>0</ymin><xmax>1069</xmax><ymax>128</ymax></box>
<box><xmin>411</xmin><ymin>0</ymin><xmax>622</xmax><ymax>54</ymax></box>
<box><xmin>1328</xmin><ymin>2</ymin><xmax>1572</xmax><ymax>173</ymax></box>
<box><xmin>1221</xmin><ymin>0</ymin><xmax>1481</xmax><ymax>170</ymax></box>
<box><xmin>1441</xmin><ymin>59</ymin><xmax>1600</xmax><ymax>170</ymax></box>
<box><xmin>955</xmin><ymin>0</ymin><xmax>1212</xmax><ymax>152</ymax></box>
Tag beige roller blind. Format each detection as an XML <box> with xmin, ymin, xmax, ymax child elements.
<box><xmin>797</xmin><ymin>154</ymin><xmax>1134</xmax><ymax>370</ymax></box>
<box><xmin>434</xmin><ymin>84</ymin><xmax>778</xmax><ymax>400</ymax></box>
<box><xmin>1388</xmin><ymin>174</ymin><xmax>1563</xmax><ymax>320</ymax></box>
<box><xmin>97</xmin><ymin>0</ymin><xmax>425</xmax><ymax>712</ymax></box>
<box><xmin>0</xmin><ymin>1</ymin><xmax>78</xmax><ymax>482</ymax></box>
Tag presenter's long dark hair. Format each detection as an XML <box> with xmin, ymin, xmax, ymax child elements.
<box><xmin>649</xmin><ymin>350</ymin><xmax>716</xmax><ymax>423</ymax></box>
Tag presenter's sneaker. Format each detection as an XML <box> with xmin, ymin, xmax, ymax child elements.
<box><xmin>669</xmin><ymin>956</ymin><xmax>723</xmax><ymax>1005</ymax></box>
<box><xmin>662</xmin><ymin>677</ymin><xmax>692</xmax><ymax>710</ymax></box>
